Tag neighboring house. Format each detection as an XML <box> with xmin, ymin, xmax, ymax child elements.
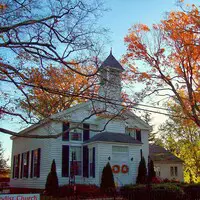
<box><xmin>10</xmin><ymin>52</ymin><xmax>151</xmax><ymax>189</ymax></box>
<box><xmin>149</xmin><ymin>144</ymin><xmax>184</xmax><ymax>182</ymax></box>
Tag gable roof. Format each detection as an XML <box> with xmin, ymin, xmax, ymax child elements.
<box><xmin>124</xmin><ymin>110</ymin><xmax>151</xmax><ymax>130</ymax></box>
<box><xmin>149</xmin><ymin>144</ymin><xmax>183</xmax><ymax>163</ymax></box>
<box><xmin>84</xmin><ymin>131</ymin><xmax>142</xmax><ymax>144</ymax></box>
<box><xmin>12</xmin><ymin>102</ymin><xmax>90</xmax><ymax>139</ymax></box>
<box><xmin>100</xmin><ymin>52</ymin><xmax>124</xmax><ymax>71</ymax></box>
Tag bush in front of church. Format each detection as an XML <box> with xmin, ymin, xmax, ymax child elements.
<box><xmin>100</xmin><ymin>162</ymin><xmax>115</xmax><ymax>193</ymax></box>
<box><xmin>136</xmin><ymin>156</ymin><xmax>147</xmax><ymax>184</ymax></box>
<box><xmin>45</xmin><ymin>159</ymin><xmax>59</xmax><ymax>196</ymax></box>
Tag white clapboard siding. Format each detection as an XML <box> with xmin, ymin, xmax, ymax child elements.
<box><xmin>10</xmin><ymin>135</ymin><xmax>53</xmax><ymax>189</ymax></box>
<box><xmin>128</xmin><ymin>146</ymin><xmax>141</xmax><ymax>183</ymax></box>
<box><xmin>96</xmin><ymin>143</ymin><xmax>112</xmax><ymax>185</ymax></box>
<box><xmin>97</xmin><ymin>119</ymin><xmax>125</xmax><ymax>133</ymax></box>
<box><xmin>97</xmin><ymin>143</ymin><xmax>142</xmax><ymax>186</ymax></box>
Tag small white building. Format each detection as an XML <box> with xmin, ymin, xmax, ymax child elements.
<box><xmin>10</xmin><ymin>53</ymin><xmax>151</xmax><ymax>189</ymax></box>
<box><xmin>149</xmin><ymin>144</ymin><xmax>184</xmax><ymax>182</ymax></box>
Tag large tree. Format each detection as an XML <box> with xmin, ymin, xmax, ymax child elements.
<box><xmin>123</xmin><ymin>3</ymin><xmax>200</xmax><ymax>127</ymax></box>
<box><xmin>20</xmin><ymin>64</ymin><xmax>97</xmax><ymax>119</ymax></box>
<box><xmin>0</xmin><ymin>0</ymin><xmax>107</xmax><ymax>137</ymax></box>
<box><xmin>159</xmin><ymin>103</ymin><xmax>200</xmax><ymax>183</ymax></box>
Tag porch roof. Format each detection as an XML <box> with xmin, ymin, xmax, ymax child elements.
<box><xmin>84</xmin><ymin>131</ymin><xmax>142</xmax><ymax>144</ymax></box>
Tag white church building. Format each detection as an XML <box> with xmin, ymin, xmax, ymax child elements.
<box><xmin>10</xmin><ymin>53</ymin><xmax>151</xmax><ymax>189</ymax></box>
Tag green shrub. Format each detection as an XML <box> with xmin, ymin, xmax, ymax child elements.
<box><xmin>100</xmin><ymin>162</ymin><xmax>115</xmax><ymax>193</ymax></box>
<box><xmin>136</xmin><ymin>156</ymin><xmax>147</xmax><ymax>184</ymax></box>
<box><xmin>45</xmin><ymin>159</ymin><xmax>59</xmax><ymax>196</ymax></box>
<box><xmin>148</xmin><ymin>158</ymin><xmax>156</xmax><ymax>183</ymax></box>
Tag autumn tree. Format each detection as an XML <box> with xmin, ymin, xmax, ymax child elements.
<box><xmin>123</xmin><ymin>3</ymin><xmax>200</xmax><ymax>127</ymax></box>
<box><xmin>20</xmin><ymin>64</ymin><xmax>98</xmax><ymax>119</ymax></box>
<box><xmin>159</xmin><ymin>103</ymin><xmax>200</xmax><ymax>183</ymax></box>
<box><xmin>0</xmin><ymin>141</ymin><xmax>9</xmax><ymax>177</ymax></box>
<box><xmin>0</xmin><ymin>0</ymin><xmax>108</xmax><ymax>136</ymax></box>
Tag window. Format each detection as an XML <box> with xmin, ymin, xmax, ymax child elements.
<box><xmin>33</xmin><ymin>150</ymin><xmax>39</xmax><ymax>177</ymax></box>
<box><xmin>13</xmin><ymin>154</ymin><xmax>20</xmax><ymax>178</ymax></box>
<box><xmin>70</xmin><ymin>132</ymin><xmax>82</xmax><ymax>141</ymax></box>
<box><xmin>31</xmin><ymin>148</ymin><xmax>41</xmax><ymax>178</ymax></box>
<box><xmin>136</xmin><ymin>129</ymin><xmax>141</xmax><ymax>142</ymax></box>
<box><xmin>22</xmin><ymin>152</ymin><xmax>29</xmax><ymax>178</ymax></box>
<box><xmin>125</xmin><ymin>128</ymin><xmax>136</xmax><ymax>139</ymax></box>
<box><xmin>89</xmin><ymin>148</ymin><xmax>93</xmax><ymax>177</ymax></box>
<box><xmin>83</xmin><ymin>124</ymin><xmax>90</xmax><ymax>141</ymax></box>
<box><xmin>154</xmin><ymin>166</ymin><xmax>161</xmax><ymax>177</ymax></box>
<box><xmin>170</xmin><ymin>166</ymin><xmax>178</xmax><ymax>177</ymax></box>
<box><xmin>63</xmin><ymin>122</ymin><xmax>69</xmax><ymax>141</ymax></box>
<box><xmin>112</xmin><ymin>146</ymin><xmax>128</xmax><ymax>163</ymax></box>
<box><xmin>112</xmin><ymin>146</ymin><xmax>128</xmax><ymax>153</ymax></box>
<box><xmin>70</xmin><ymin>146</ymin><xmax>82</xmax><ymax>176</ymax></box>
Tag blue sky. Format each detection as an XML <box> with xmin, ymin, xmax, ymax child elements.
<box><xmin>1</xmin><ymin>0</ymin><xmax>199</xmax><ymax>164</ymax></box>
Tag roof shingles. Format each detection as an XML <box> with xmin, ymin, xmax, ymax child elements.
<box><xmin>100</xmin><ymin>52</ymin><xmax>124</xmax><ymax>71</ymax></box>
<box><xmin>84</xmin><ymin>132</ymin><xmax>142</xmax><ymax>144</ymax></box>
<box><xmin>149</xmin><ymin>144</ymin><xmax>183</xmax><ymax>163</ymax></box>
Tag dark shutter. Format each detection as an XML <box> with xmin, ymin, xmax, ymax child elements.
<box><xmin>20</xmin><ymin>153</ymin><xmax>24</xmax><ymax>178</ymax></box>
<box><xmin>92</xmin><ymin>147</ymin><xmax>95</xmax><ymax>178</ymax></box>
<box><xmin>62</xmin><ymin>145</ymin><xmax>69</xmax><ymax>177</ymax></box>
<box><xmin>30</xmin><ymin>150</ymin><xmax>34</xmax><ymax>178</ymax></box>
<box><xmin>83</xmin><ymin>124</ymin><xmax>90</xmax><ymax>141</ymax></box>
<box><xmin>83</xmin><ymin>146</ymin><xmax>89</xmax><ymax>177</ymax></box>
<box><xmin>17</xmin><ymin>154</ymin><xmax>20</xmax><ymax>178</ymax></box>
<box><xmin>136</xmin><ymin>129</ymin><xmax>141</xmax><ymax>141</ymax></box>
<box><xmin>140</xmin><ymin>149</ymin><xmax>143</xmax><ymax>160</ymax></box>
<box><xmin>12</xmin><ymin>156</ymin><xmax>16</xmax><ymax>179</ymax></box>
<box><xmin>37</xmin><ymin>148</ymin><xmax>41</xmax><ymax>177</ymax></box>
<box><xmin>62</xmin><ymin>122</ymin><xmax>69</xmax><ymax>141</ymax></box>
<box><xmin>26</xmin><ymin>151</ymin><xmax>29</xmax><ymax>178</ymax></box>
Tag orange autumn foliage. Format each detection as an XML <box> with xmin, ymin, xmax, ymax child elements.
<box><xmin>21</xmin><ymin>64</ymin><xmax>98</xmax><ymax>118</ymax></box>
<box><xmin>123</xmin><ymin>3</ymin><xmax>200</xmax><ymax>127</ymax></box>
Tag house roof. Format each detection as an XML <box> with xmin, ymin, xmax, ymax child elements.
<box><xmin>124</xmin><ymin>110</ymin><xmax>152</xmax><ymax>130</ymax></box>
<box><xmin>100</xmin><ymin>52</ymin><xmax>124</xmax><ymax>71</ymax></box>
<box><xmin>149</xmin><ymin>144</ymin><xmax>184</xmax><ymax>163</ymax></box>
<box><xmin>84</xmin><ymin>131</ymin><xmax>142</xmax><ymax>144</ymax></box>
<box><xmin>11</xmin><ymin>102</ymin><xmax>91</xmax><ymax>139</ymax></box>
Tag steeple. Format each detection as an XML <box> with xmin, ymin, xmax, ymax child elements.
<box><xmin>98</xmin><ymin>52</ymin><xmax>124</xmax><ymax>104</ymax></box>
<box><xmin>100</xmin><ymin>51</ymin><xmax>124</xmax><ymax>72</ymax></box>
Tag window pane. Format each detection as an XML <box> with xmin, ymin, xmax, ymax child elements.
<box><xmin>175</xmin><ymin>167</ymin><xmax>178</xmax><ymax>176</ymax></box>
<box><xmin>112</xmin><ymin>146</ymin><xmax>128</xmax><ymax>152</ymax></box>
<box><xmin>89</xmin><ymin>148</ymin><xmax>93</xmax><ymax>162</ymax></box>
<box><xmin>154</xmin><ymin>166</ymin><xmax>161</xmax><ymax>177</ymax></box>
<box><xmin>170</xmin><ymin>166</ymin><xmax>174</xmax><ymax>176</ymax></box>
<box><xmin>70</xmin><ymin>161</ymin><xmax>81</xmax><ymax>176</ymax></box>
<box><xmin>70</xmin><ymin>147</ymin><xmax>82</xmax><ymax>176</ymax></box>
<box><xmin>70</xmin><ymin>132</ymin><xmax>82</xmax><ymax>141</ymax></box>
<box><xmin>33</xmin><ymin>150</ymin><xmax>38</xmax><ymax>177</ymax></box>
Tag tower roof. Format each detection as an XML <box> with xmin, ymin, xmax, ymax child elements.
<box><xmin>100</xmin><ymin>51</ymin><xmax>124</xmax><ymax>71</ymax></box>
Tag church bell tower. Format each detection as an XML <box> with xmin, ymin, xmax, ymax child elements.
<box><xmin>98</xmin><ymin>51</ymin><xmax>124</xmax><ymax>105</ymax></box>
